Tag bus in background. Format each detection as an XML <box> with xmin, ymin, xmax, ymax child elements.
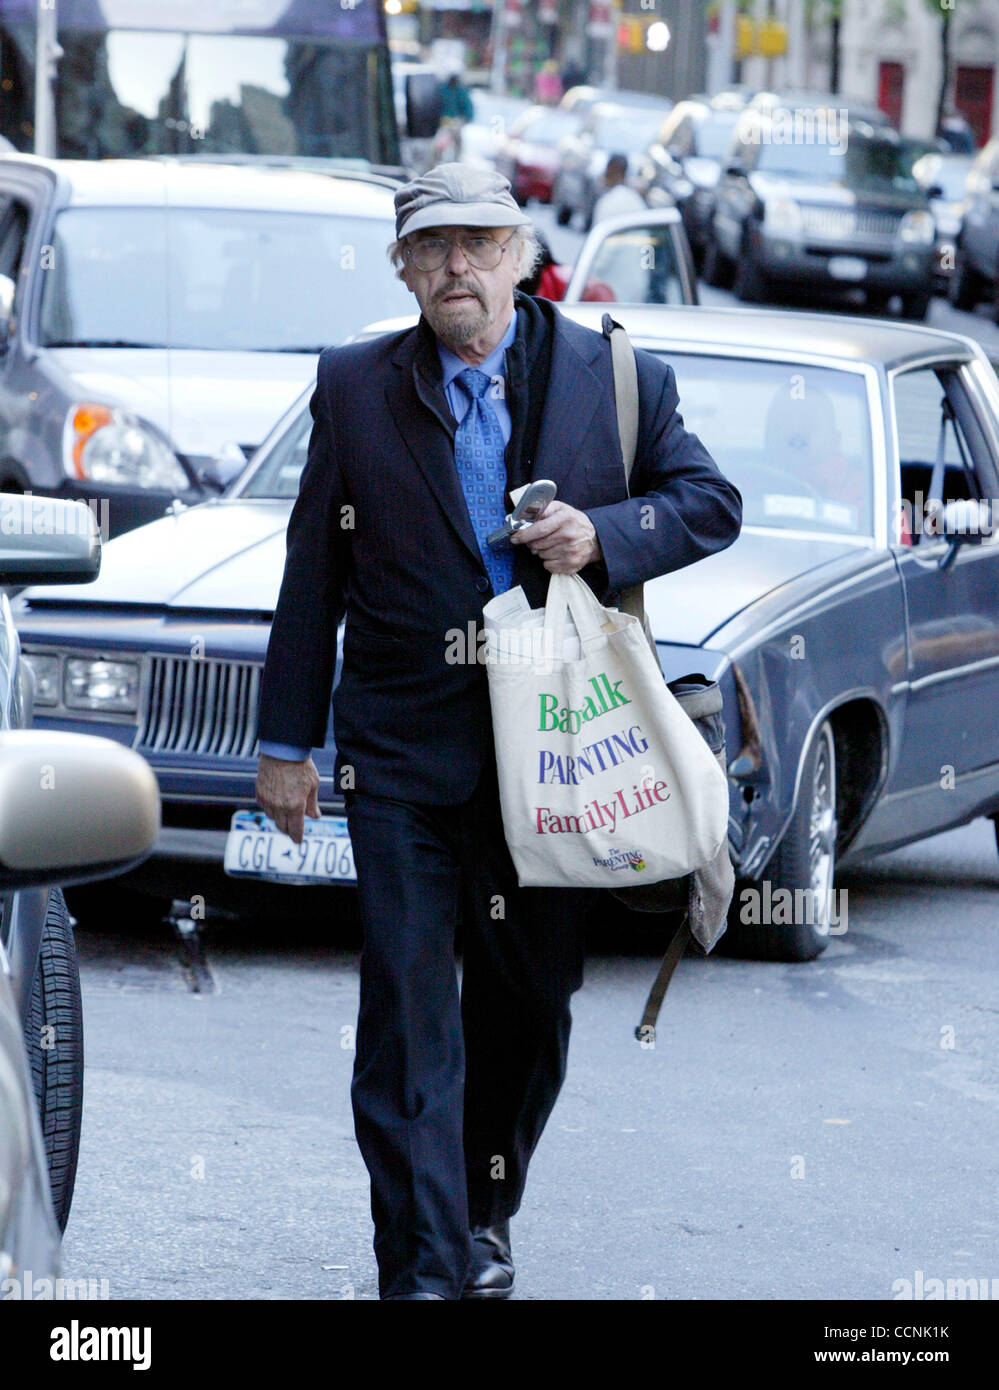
<box><xmin>0</xmin><ymin>0</ymin><xmax>437</xmax><ymax>167</ymax></box>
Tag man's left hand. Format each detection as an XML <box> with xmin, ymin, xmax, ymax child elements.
<box><xmin>510</xmin><ymin>501</ymin><xmax>602</xmax><ymax>574</ymax></box>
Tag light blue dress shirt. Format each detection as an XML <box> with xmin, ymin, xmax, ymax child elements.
<box><xmin>260</xmin><ymin>313</ymin><xmax>517</xmax><ymax>764</ymax></box>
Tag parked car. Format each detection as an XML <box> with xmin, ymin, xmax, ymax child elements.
<box><xmin>14</xmin><ymin>304</ymin><xmax>999</xmax><ymax>965</ymax></box>
<box><xmin>641</xmin><ymin>99</ymin><xmax>746</xmax><ymax>264</ymax></box>
<box><xmin>948</xmin><ymin>136</ymin><xmax>999</xmax><ymax>318</ymax></box>
<box><xmin>0</xmin><ymin>156</ymin><xmax>412</xmax><ymax>537</ymax></box>
<box><xmin>494</xmin><ymin>105</ymin><xmax>584</xmax><ymax>205</ymax></box>
<box><xmin>910</xmin><ymin>150</ymin><xmax>974</xmax><ymax>292</ymax></box>
<box><xmin>0</xmin><ymin>494</ymin><xmax>160</xmax><ymax>1279</ymax></box>
<box><xmin>553</xmin><ymin>99</ymin><xmax>669</xmax><ymax>229</ymax></box>
<box><xmin>703</xmin><ymin>116</ymin><xmax>937</xmax><ymax>318</ymax></box>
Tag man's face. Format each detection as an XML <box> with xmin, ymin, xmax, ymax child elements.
<box><xmin>400</xmin><ymin>225</ymin><xmax>520</xmax><ymax>352</ymax></box>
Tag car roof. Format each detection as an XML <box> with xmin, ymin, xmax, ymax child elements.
<box><xmin>361</xmin><ymin>302</ymin><xmax>979</xmax><ymax>370</ymax></box>
<box><xmin>0</xmin><ymin>154</ymin><xmax>400</xmax><ymax>217</ymax></box>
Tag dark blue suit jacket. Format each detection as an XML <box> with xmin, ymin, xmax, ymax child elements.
<box><xmin>258</xmin><ymin>295</ymin><xmax>742</xmax><ymax>803</ymax></box>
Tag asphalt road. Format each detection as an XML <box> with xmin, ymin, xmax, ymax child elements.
<box><xmin>61</xmin><ymin>815</ymin><xmax>999</xmax><ymax>1302</ymax></box>
<box><xmin>56</xmin><ymin>210</ymin><xmax>999</xmax><ymax>1302</ymax></box>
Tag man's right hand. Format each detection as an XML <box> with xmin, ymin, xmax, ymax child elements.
<box><xmin>256</xmin><ymin>752</ymin><xmax>321</xmax><ymax>845</ymax></box>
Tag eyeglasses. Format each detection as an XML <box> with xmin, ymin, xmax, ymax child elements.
<box><xmin>404</xmin><ymin>232</ymin><xmax>514</xmax><ymax>272</ymax></box>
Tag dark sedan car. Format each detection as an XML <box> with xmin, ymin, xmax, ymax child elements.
<box><xmin>11</xmin><ymin>305</ymin><xmax>999</xmax><ymax>964</ymax></box>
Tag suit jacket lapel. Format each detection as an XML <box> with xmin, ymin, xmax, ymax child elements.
<box><xmin>385</xmin><ymin>330</ymin><xmax>483</xmax><ymax>567</ymax></box>
<box><xmin>532</xmin><ymin>315</ymin><xmax>606</xmax><ymax>493</ymax></box>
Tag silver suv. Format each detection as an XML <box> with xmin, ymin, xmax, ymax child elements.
<box><xmin>0</xmin><ymin>157</ymin><xmax>410</xmax><ymax>537</ymax></box>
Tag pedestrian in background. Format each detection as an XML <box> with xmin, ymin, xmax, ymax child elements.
<box><xmin>592</xmin><ymin>152</ymin><xmax>647</xmax><ymax>223</ymax></box>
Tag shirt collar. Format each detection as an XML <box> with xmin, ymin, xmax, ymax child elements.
<box><xmin>436</xmin><ymin>311</ymin><xmax>517</xmax><ymax>392</ymax></box>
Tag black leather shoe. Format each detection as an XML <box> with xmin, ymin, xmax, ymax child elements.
<box><xmin>383</xmin><ymin>1291</ymin><xmax>446</xmax><ymax>1300</ymax></box>
<box><xmin>461</xmin><ymin>1221</ymin><xmax>514</xmax><ymax>1299</ymax></box>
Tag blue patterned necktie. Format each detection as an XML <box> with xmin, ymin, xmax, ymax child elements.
<box><xmin>453</xmin><ymin>366</ymin><xmax>514</xmax><ymax>596</ymax></box>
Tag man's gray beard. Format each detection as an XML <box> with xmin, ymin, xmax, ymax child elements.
<box><xmin>426</xmin><ymin>295</ymin><xmax>491</xmax><ymax>348</ymax></box>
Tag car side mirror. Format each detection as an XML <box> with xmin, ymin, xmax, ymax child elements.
<box><xmin>0</xmin><ymin>731</ymin><xmax>160</xmax><ymax>890</ymax></box>
<box><xmin>0</xmin><ymin>272</ymin><xmax>15</xmax><ymax>352</ymax></box>
<box><xmin>406</xmin><ymin>73</ymin><xmax>442</xmax><ymax>140</ymax></box>
<box><xmin>940</xmin><ymin>497</ymin><xmax>993</xmax><ymax>545</ymax></box>
<box><xmin>0</xmin><ymin>496</ymin><xmax>101</xmax><ymax>585</ymax></box>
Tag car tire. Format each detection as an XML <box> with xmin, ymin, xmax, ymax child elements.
<box><xmin>24</xmin><ymin>887</ymin><xmax>84</xmax><ymax>1232</ymax></box>
<box><xmin>733</xmin><ymin>245</ymin><xmax>767</xmax><ymax>303</ymax></box>
<box><xmin>727</xmin><ymin>721</ymin><xmax>838</xmax><ymax>963</ymax></box>
<box><xmin>555</xmin><ymin>203</ymin><xmax>572</xmax><ymax>226</ymax></box>
<box><xmin>901</xmin><ymin>290</ymin><xmax>931</xmax><ymax>321</ymax></box>
<box><xmin>701</xmin><ymin>237</ymin><xmax>733</xmax><ymax>289</ymax></box>
<box><xmin>947</xmin><ymin>252</ymin><xmax>984</xmax><ymax>311</ymax></box>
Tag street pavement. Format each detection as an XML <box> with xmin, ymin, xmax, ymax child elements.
<box><xmin>57</xmin><ymin>206</ymin><xmax>999</xmax><ymax>1302</ymax></box>
<box><xmin>62</xmin><ymin>816</ymin><xmax>999</xmax><ymax>1301</ymax></box>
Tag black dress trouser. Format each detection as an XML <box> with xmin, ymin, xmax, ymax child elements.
<box><xmin>345</xmin><ymin>757</ymin><xmax>588</xmax><ymax>1300</ymax></box>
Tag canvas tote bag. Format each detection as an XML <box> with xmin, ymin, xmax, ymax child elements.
<box><xmin>483</xmin><ymin>571</ymin><xmax>730</xmax><ymax>889</ymax></box>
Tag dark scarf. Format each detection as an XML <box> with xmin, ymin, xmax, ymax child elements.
<box><xmin>411</xmin><ymin>289</ymin><xmax>556</xmax><ymax>505</ymax></box>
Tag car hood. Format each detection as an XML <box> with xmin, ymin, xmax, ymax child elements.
<box><xmin>23</xmin><ymin>508</ymin><xmax>861</xmax><ymax>642</ymax></box>
<box><xmin>747</xmin><ymin>172</ymin><xmax>924</xmax><ymax>211</ymax></box>
<box><xmin>45</xmin><ymin>347</ymin><xmax>318</xmax><ymax>458</ymax></box>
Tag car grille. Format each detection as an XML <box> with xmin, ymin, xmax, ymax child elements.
<box><xmin>137</xmin><ymin>656</ymin><xmax>261</xmax><ymax>759</ymax></box>
<box><xmin>799</xmin><ymin>205</ymin><xmax>903</xmax><ymax>240</ymax></box>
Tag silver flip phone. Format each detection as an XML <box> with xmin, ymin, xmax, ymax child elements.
<box><xmin>487</xmin><ymin>479</ymin><xmax>557</xmax><ymax>547</ymax></box>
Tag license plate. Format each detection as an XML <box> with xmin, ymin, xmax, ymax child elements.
<box><xmin>224</xmin><ymin>810</ymin><xmax>356</xmax><ymax>884</ymax></box>
<box><xmin>827</xmin><ymin>255</ymin><xmax>867</xmax><ymax>281</ymax></box>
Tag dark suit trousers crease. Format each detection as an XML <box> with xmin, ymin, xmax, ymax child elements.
<box><xmin>345</xmin><ymin>758</ymin><xmax>588</xmax><ymax>1299</ymax></box>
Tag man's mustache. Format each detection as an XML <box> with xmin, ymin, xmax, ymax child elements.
<box><xmin>433</xmin><ymin>282</ymin><xmax>485</xmax><ymax>307</ymax></box>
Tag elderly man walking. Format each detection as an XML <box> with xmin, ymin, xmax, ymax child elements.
<box><xmin>255</xmin><ymin>165</ymin><xmax>742</xmax><ymax>1300</ymax></box>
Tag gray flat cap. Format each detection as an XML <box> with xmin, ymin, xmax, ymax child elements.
<box><xmin>394</xmin><ymin>163</ymin><xmax>532</xmax><ymax>238</ymax></box>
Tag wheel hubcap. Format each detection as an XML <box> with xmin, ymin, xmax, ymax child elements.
<box><xmin>807</xmin><ymin>726</ymin><xmax>837</xmax><ymax>935</ymax></box>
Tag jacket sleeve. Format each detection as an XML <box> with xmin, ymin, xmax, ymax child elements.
<box><xmin>257</xmin><ymin>349</ymin><xmax>348</xmax><ymax>752</ymax></box>
<box><xmin>586</xmin><ymin>349</ymin><xmax>742</xmax><ymax>595</ymax></box>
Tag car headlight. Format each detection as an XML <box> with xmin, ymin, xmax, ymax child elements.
<box><xmin>763</xmin><ymin>197</ymin><xmax>803</xmax><ymax>235</ymax></box>
<box><xmin>64</xmin><ymin>658</ymin><xmax>140</xmax><ymax>713</ymax></box>
<box><xmin>64</xmin><ymin>403</ymin><xmax>189</xmax><ymax>490</ymax></box>
<box><xmin>20</xmin><ymin>652</ymin><xmax>60</xmax><ymax>707</ymax></box>
<box><xmin>898</xmin><ymin>210</ymin><xmax>935</xmax><ymax>244</ymax></box>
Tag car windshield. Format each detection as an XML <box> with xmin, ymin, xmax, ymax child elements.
<box><xmin>664</xmin><ymin>355</ymin><xmax>874</xmax><ymax>535</ymax></box>
<box><xmin>38</xmin><ymin>207</ymin><xmax>413</xmax><ymax>353</ymax></box>
<box><xmin>750</xmin><ymin>134</ymin><xmax>920</xmax><ymax>191</ymax></box>
<box><xmin>241</xmin><ymin>353</ymin><xmax>874</xmax><ymax>537</ymax></box>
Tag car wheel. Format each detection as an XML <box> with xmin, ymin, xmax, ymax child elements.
<box><xmin>24</xmin><ymin>887</ymin><xmax>84</xmax><ymax>1232</ymax></box>
<box><xmin>733</xmin><ymin>245</ymin><xmax>767</xmax><ymax>303</ymax></box>
<box><xmin>555</xmin><ymin>203</ymin><xmax>572</xmax><ymax>226</ymax></box>
<box><xmin>701</xmin><ymin>237</ymin><xmax>733</xmax><ymax>289</ymax></box>
<box><xmin>728</xmin><ymin>721</ymin><xmax>839</xmax><ymax>962</ymax></box>
<box><xmin>947</xmin><ymin>252</ymin><xmax>983</xmax><ymax>311</ymax></box>
<box><xmin>901</xmin><ymin>290</ymin><xmax>931</xmax><ymax>321</ymax></box>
